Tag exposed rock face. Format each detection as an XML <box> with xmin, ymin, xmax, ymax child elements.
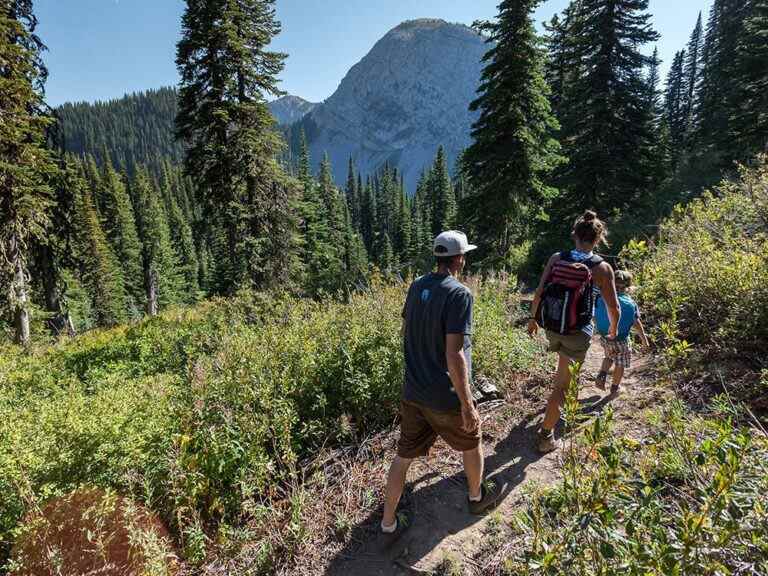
<box><xmin>300</xmin><ymin>19</ymin><xmax>488</xmax><ymax>192</ymax></box>
<box><xmin>268</xmin><ymin>95</ymin><xmax>318</xmax><ymax>126</ymax></box>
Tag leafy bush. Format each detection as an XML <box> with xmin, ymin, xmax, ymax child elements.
<box><xmin>503</xmin><ymin>394</ymin><xmax>768</xmax><ymax>575</ymax></box>
<box><xmin>0</xmin><ymin>278</ymin><xmax>542</xmax><ymax>567</ymax></box>
<box><xmin>630</xmin><ymin>157</ymin><xmax>768</xmax><ymax>362</ymax></box>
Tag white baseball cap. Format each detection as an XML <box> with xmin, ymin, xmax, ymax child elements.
<box><xmin>433</xmin><ymin>230</ymin><xmax>478</xmax><ymax>257</ymax></box>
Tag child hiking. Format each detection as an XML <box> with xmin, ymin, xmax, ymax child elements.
<box><xmin>528</xmin><ymin>211</ymin><xmax>621</xmax><ymax>453</ymax></box>
<box><xmin>594</xmin><ymin>270</ymin><xmax>649</xmax><ymax>395</ymax></box>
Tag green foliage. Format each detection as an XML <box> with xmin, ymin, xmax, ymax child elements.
<box><xmin>132</xmin><ymin>167</ymin><xmax>184</xmax><ymax>314</ymax></box>
<box><xmin>100</xmin><ymin>160</ymin><xmax>144</xmax><ymax>314</ymax></box>
<box><xmin>0</xmin><ymin>279</ymin><xmax>538</xmax><ymax>566</ymax></box>
<box><xmin>633</xmin><ymin>159</ymin><xmax>768</xmax><ymax>367</ymax></box>
<box><xmin>176</xmin><ymin>0</ymin><xmax>298</xmax><ymax>294</ymax></box>
<box><xmin>505</xmin><ymin>402</ymin><xmax>768</xmax><ymax>575</ymax></box>
<box><xmin>70</xmin><ymin>164</ymin><xmax>128</xmax><ymax>327</ymax></box>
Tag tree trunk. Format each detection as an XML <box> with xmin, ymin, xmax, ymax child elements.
<box><xmin>10</xmin><ymin>235</ymin><xmax>31</xmax><ymax>346</ymax></box>
<box><xmin>146</xmin><ymin>266</ymin><xmax>158</xmax><ymax>316</ymax></box>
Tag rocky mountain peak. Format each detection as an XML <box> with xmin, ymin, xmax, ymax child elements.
<box><xmin>299</xmin><ymin>18</ymin><xmax>488</xmax><ymax>191</ymax></box>
<box><xmin>268</xmin><ymin>95</ymin><xmax>318</xmax><ymax>126</ymax></box>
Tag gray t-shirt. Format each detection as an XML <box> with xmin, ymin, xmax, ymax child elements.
<box><xmin>402</xmin><ymin>273</ymin><xmax>473</xmax><ymax>412</ymax></box>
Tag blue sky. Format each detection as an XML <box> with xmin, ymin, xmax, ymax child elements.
<box><xmin>36</xmin><ymin>0</ymin><xmax>712</xmax><ymax>107</ymax></box>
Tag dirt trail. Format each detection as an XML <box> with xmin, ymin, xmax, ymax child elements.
<box><xmin>324</xmin><ymin>343</ymin><xmax>662</xmax><ymax>576</ymax></box>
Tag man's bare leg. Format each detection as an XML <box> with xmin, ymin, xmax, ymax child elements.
<box><xmin>462</xmin><ymin>445</ymin><xmax>483</xmax><ymax>500</ymax></box>
<box><xmin>382</xmin><ymin>456</ymin><xmax>413</xmax><ymax>527</ymax></box>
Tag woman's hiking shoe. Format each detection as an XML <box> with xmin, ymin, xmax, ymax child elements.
<box><xmin>468</xmin><ymin>480</ymin><xmax>503</xmax><ymax>515</ymax></box>
<box><xmin>610</xmin><ymin>384</ymin><xmax>620</xmax><ymax>396</ymax></box>
<box><xmin>536</xmin><ymin>428</ymin><xmax>559</xmax><ymax>453</ymax></box>
<box><xmin>595</xmin><ymin>371</ymin><xmax>608</xmax><ymax>391</ymax></box>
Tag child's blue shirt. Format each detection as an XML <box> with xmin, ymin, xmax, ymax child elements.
<box><xmin>595</xmin><ymin>293</ymin><xmax>639</xmax><ymax>341</ymax></box>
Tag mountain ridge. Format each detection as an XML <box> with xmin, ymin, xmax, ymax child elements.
<box><xmin>296</xmin><ymin>18</ymin><xmax>487</xmax><ymax>191</ymax></box>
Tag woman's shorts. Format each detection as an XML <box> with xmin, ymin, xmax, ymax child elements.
<box><xmin>545</xmin><ymin>330</ymin><xmax>591</xmax><ymax>363</ymax></box>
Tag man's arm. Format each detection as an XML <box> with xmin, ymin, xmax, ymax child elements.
<box><xmin>528</xmin><ymin>253</ymin><xmax>559</xmax><ymax>335</ymax></box>
<box><xmin>594</xmin><ymin>263</ymin><xmax>620</xmax><ymax>339</ymax></box>
<box><xmin>446</xmin><ymin>333</ymin><xmax>479</xmax><ymax>432</ymax></box>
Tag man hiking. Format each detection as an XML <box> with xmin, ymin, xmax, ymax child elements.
<box><xmin>381</xmin><ymin>231</ymin><xmax>503</xmax><ymax>538</ymax></box>
<box><xmin>528</xmin><ymin>211</ymin><xmax>621</xmax><ymax>453</ymax></box>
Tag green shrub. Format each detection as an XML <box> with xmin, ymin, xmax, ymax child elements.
<box><xmin>504</xmin><ymin>399</ymin><xmax>768</xmax><ymax>575</ymax></box>
<box><xmin>0</xmin><ymin>278</ymin><xmax>541</xmax><ymax>566</ymax></box>
<box><xmin>631</xmin><ymin>157</ymin><xmax>768</xmax><ymax>362</ymax></box>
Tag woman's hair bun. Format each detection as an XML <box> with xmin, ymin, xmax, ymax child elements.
<box><xmin>583</xmin><ymin>210</ymin><xmax>597</xmax><ymax>222</ymax></box>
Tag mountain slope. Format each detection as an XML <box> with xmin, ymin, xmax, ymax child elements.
<box><xmin>55</xmin><ymin>88</ymin><xmax>313</xmax><ymax>172</ymax></box>
<box><xmin>269</xmin><ymin>95</ymin><xmax>318</xmax><ymax>126</ymax></box>
<box><xmin>298</xmin><ymin>19</ymin><xmax>488</xmax><ymax>191</ymax></box>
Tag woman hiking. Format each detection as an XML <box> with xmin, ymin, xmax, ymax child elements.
<box><xmin>527</xmin><ymin>211</ymin><xmax>620</xmax><ymax>453</ymax></box>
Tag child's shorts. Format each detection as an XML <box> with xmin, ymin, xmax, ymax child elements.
<box><xmin>600</xmin><ymin>336</ymin><xmax>632</xmax><ymax>368</ymax></box>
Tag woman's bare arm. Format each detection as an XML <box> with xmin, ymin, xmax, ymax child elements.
<box><xmin>594</xmin><ymin>263</ymin><xmax>620</xmax><ymax>339</ymax></box>
<box><xmin>528</xmin><ymin>253</ymin><xmax>560</xmax><ymax>335</ymax></box>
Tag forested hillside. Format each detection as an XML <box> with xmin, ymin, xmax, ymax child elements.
<box><xmin>55</xmin><ymin>87</ymin><xmax>183</xmax><ymax>174</ymax></box>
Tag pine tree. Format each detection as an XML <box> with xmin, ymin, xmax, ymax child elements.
<box><xmin>690</xmin><ymin>0</ymin><xmax>750</xmax><ymax>181</ymax></box>
<box><xmin>638</xmin><ymin>48</ymin><xmax>671</xmax><ymax>213</ymax></box>
<box><xmin>732</xmin><ymin>0</ymin><xmax>768</xmax><ymax>157</ymax></box>
<box><xmin>664</xmin><ymin>50</ymin><xmax>688</xmax><ymax>158</ymax></box>
<box><xmin>0</xmin><ymin>1</ymin><xmax>59</xmax><ymax>344</ymax></box>
<box><xmin>100</xmin><ymin>161</ymin><xmax>144</xmax><ymax>314</ymax></box>
<box><xmin>176</xmin><ymin>0</ymin><xmax>297</xmax><ymax>292</ymax></box>
<box><xmin>159</xmin><ymin>164</ymin><xmax>200</xmax><ymax>301</ymax></box>
<box><xmin>132</xmin><ymin>168</ymin><xmax>183</xmax><ymax>315</ymax></box>
<box><xmin>682</xmin><ymin>13</ymin><xmax>704</xmax><ymax>136</ymax></box>
<box><xmin>429</xmin><ymin>146</ymin><xmax>457</xmax><ymax>236</ymax></box>
<box><xmin>70</xmin><ymin>162</ymin><xmax>128</xmax><ymax>327</ymax></box>
<box><xmin>552</xmin><ymin>0</ymin><xmax>659</xmax><ymax>231</ymax></box>
<box><xmin>345</xmin><ymin>156</ymin><xmax>360</xmax><ymax>229</ymax></box>
<box><xmin>463</xmin><ymin>0</ymin><xmax>565</xmax><ymax>262</ymax></box>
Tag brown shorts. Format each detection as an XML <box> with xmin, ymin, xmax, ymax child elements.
<box><xmin>397</xmin><ymin>400</ymin><xmax>481</xmax><ymax>458</ymax></box>
<box><xmin>546</xmin><ymin>330</ymin><xmax>591</xmax><ymax>363</ymax></box>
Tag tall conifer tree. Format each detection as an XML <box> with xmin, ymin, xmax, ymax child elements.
<box><xmin>0</xmin><ymin>1</ymin><xmax>59</xmax><ymax>344</ymax></box>
<box><xmin>732</xmin><ymin>0</ymin><xmax>768</xmax><ymax>157</ymax></box>
<box><xmin>665</xmin><ymin>50</ymin><xmax>688</xmax><ymax>158</ymax></box>
<box><xmin>553</xmin><ymin>0</ymin><xmax>658</xmax><ymax>230</ymax></box>
<box><xmin>70</xmin><ymin>163</ymin><xmax>128</xmax><ymax>327</ymax></box>
<box><xmin>463</xmin><ymin>0</ymin><xmax>565</xmax><ymax>262</ymax></box>
<box><xmin>100</xmin><ymin>161</ymin><xmax>144</xmax><ymax>313</ymax></box>
<box><xmin>132</xmin><ymin>168</ymin><xmax>183</xmax><ymax>315</ymax></box>
<box><xmin>682</xmin><ymin>13</ymin><xmax>704</xmax><ymax>135</ymax></box>
<box><xmin>176</xmin><ymin>0</ymin><xmax>297</xmax><ymax>292</ymax></box>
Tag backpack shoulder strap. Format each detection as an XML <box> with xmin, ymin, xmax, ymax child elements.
<box><xmin>558</xmin><ymin>250</ymin><xmax>572</xmax><ymax>263</ymax></box>
<box><xmin>584</xmin><ymin>254</ymin><xmax>604</xmax><ymax>269</ymax></box>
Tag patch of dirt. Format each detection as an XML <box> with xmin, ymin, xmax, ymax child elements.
<box><xmin>287</xmin><ymin>342</ymin><xmax>667</xmax><ymax>576</ymax></box>
<box><xmin>10</xmin><ymin>488</ymin><xmax>179</xmax><ymax>576</ymax></box>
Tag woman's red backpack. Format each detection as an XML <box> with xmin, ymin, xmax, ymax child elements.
<box><xmin>536</xmin><ymin>251</ymin><xmax>603</xmax><ymax>334</ymax></box>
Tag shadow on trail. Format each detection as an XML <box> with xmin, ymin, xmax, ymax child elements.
<box><xmin>324</xmin><ymin>415</ymin><xmax>548</xmax><ymax>576</ymax></box>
